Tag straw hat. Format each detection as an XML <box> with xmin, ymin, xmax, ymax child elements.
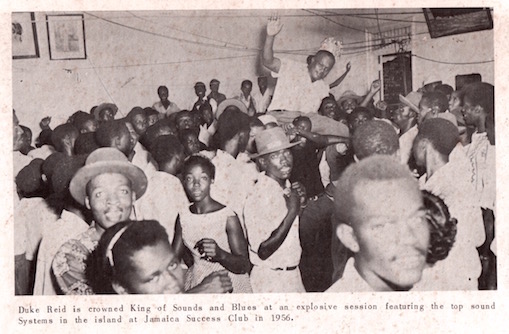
<box><xmin>250</xmin><ymin>127</ymin><xmax>299</xmax><ymax>158</ymax></box>
<box><xmin>215</xmin><ymin>98</ymin><xmax>249</xmax><ymax>120</ymax></box>
<box><xmin>399</xmin><ymin>92</ymin><xmax>422</xmax><ymax>113</ymax></box>
<box><xmin>69</xmin><ymin>147</ymin><xmax>147</xmax><ymax>205</ymax></box>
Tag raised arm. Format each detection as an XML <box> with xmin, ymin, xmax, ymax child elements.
<box><xmin>172</xmin><ymin>216</ymin><xmax>185</xmax><ymax>260</ymax></box>
<box><xmin>262</xmin><ymin>16</ymin><xmax>283</xmax><ymax>73</ymax></box>
<box><xmin>329</xmin><ymin>62</ymin><xmax>351</xmax><ymax>89</ymax></box>
<box><xmin>360</xmin><ymin>79</ymin><xmax>381</xmax><ymax>107</ymax></box>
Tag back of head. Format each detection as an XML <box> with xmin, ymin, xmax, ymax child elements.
<box><xmin>416</xmin><ymin>118</ymin><xmax>459</xmax><ymax>156</ymax></box>
<box><xmin>421</xmin><ymin>91</ymin><xmax>449</xmax><ymax>113</ymax></box>
<box><xmin>435</xmin><ymin>84</ymin><xmax>454</xmax><ymax>97</ymax></box>
<box><xmin>51</xmin><ymin>123</ymin><xmax>79</xmax><ymax>153</ymax></box>
<box><xmin>36</xmin><ymin>129</ymin><xmax>54</xmax><ymax>148</ymax></box>
<box><xmin>334</xmin><ymin>155</ymin><xmax>417</xmax><ymax>224</ymax></box>
<box><xmin>216</xmin><ymin>106</ymin><xmax>250</xmax><ymax>147</ymax></box>
<box><xmin>95</xmin><ymin>120</ymin><xmax>129</xmax><ymax>148</ymax></box>
<box><xmin>150</xmin><ymin>135</ymin><xmax>184</xmax><ymax>167</ymax></box>
<box><xmin>352</xmin><ymin>120</ymin><xmax>399</xmax><ymax>160</ymax></box>
<box><xmin>87</xmin><ymin>220</ymin><xmax>170</xmax><ymax>294</ymax></box>
<box><xmin>140</xmin><ymin>121</ymin><xmax>173</xmax><ymax>151</ymax></box>
<box><xmin>461</xmin><ymin>82</ymin><xmax>494</xmax><ymax>120</ymax></box>
<box><xmin>74</xmin><ymin>132</ymin><xmax>100</xmax><ymax>155</ymax></box>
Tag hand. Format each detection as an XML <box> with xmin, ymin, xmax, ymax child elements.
<box><xmin>292</xmin><ymin>182</ymin><xmax>308</xmax><ymax>208</ymax></box>
<box><xmin>335</xmin><ymin>142</ymin><xmax>348</xmax><ymax>155</ymax></box>
<box><xmin>284</xmin><ymin>186</ymin><xmax>301</xmax><ymax>213</ymax></box>
<box><xmin>195</xmin><ymin>238</ymin><xmax>223</xmax><ymax>262</ymax></box>
<box><xmin>370</xmin><ymin>79</ymin><xmax>381</xmax><ymax>94</ymax></box>
<box><xmin>267</xmin><ymin>16</ymin><xmax>283</xmax><ymax>36</ymax></box>
<box><xmin>39</xmin><ymin>116</ymin><xmax>51</xmax><ymax>129</ymax></box>
<box><xmin>199</xmin><ymin>270</ymin><xmax>233</xmax><ymax>293</ymax></box>
<box><xmin>346</xmin><ymin>62</ymin><xmax>351</xmax><ymax>71</ymax></box>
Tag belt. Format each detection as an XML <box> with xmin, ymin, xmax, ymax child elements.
<box><xmin>272</xmin><ymin>265</ymin><xmax>298</xmax><ymax>271</ymax></box>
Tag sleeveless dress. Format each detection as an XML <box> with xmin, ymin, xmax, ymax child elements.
<box><xmin>180</xmin><ymin>206</ymin><xmax>252</xmax><ymax>293</ymax></box>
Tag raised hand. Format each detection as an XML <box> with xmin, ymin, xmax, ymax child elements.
<box><xmin>346</xmin><ymin>62</ymin><xmax>351</xmax><ymax>71</ymax></box>
<box><xmin>370</xmin><ymin>79</ymin><xmax>381</xmax><ymax>93</ymax></box>
<box><xmin>266</xmin><ymin>16</ymin><xmax>283</xmax><ymax>36</ymax></box>
<box><xmin>292</xmin><ymin>182</ymin><xmax>308</xmax><ymax>208</ymax></box>
<box><xmin>39</xmin><ymin>116</ymin><xmax>51</xmax><ymax>129</ymax></box>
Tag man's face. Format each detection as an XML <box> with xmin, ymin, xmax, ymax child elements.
<box><xmin>241</xmin><ymin>83</ymin><xmax>252</xmax><ymax>97</ymax></box>
<box><xmin>158</xmin><ymin>88</ymin><xmax>169</xmax><ymax>102</ymax></box>
<box><xmin>258</xmin><ymin>78</ymin><xmax>268</xmax><ymax>93</ymax></box>
<box><xmin>132</xmin><ymin>113</ymin><xmax>148</xmax><ymax>136</ymax></box>
<box><xmin>210</xmin><ymin>82</ymin><xmax>219</xmax><ymax>93</ymax></box>
<box><xmin>391</xmin><ymin>105</ymin><xmax>413</xmax><ymax>127</ymax></box>
<box><xmin>85</xmin><ymin>173</ymin><xmax>135</xmax><ymax>232</ymax></box>
<box><xmin>176</xmin><ymin>114</ymin><xmax>195</xmax><ymax>131</ymax></box>
<box><xmin>13</xmin><ymin>113</ymin><xmax>24</xmax><ymax>151</ymax></box>
<box><xmin>341</xmin><ymin>99</ymin><xmax>358</xmax><ymax>114</ymax></box>
<box><xmin>293</xmin><ymin>119</ymin><xmax>312</xmax><ymax>147</ymax></box>
<box><xmin>260</xmin><ymin>149</ymin><xmax>293</xmax><ymax>182</ymax></box>
<box><xmin>182</xmin><ymin>133</ymin><xmax>201</xmax><ymax>156</ymax></box>
<box><xmin>195</xmin><ymin>86</ymin><xmax>206</xmax><ymax>98</ymax></box>
<box><xmin>308</xmin><ymin>53</ymin><xmax>335</xmax><ymax>82</ymax></box>
<box><xmin>321</xmin><ymin>100</ymin><xmax>340</xmax><ymax>120</ymax></box>
<box><xmin>448</xmin><ymin>92</ymin><xmax>461</xmax><ymax>111</ymax></box>
<box><xmin>122</xmin><ymin>241</ymin><xmax>184</xmax><ymax>294</ymax></box>
<box><xmin>418</xmin><ymin>98</ymin><xmax>433</xmax><ymax>124</ymax></box>
<box><xmin>461</xmin><ymin>98</ymin><xmax>479</xmax><ymax>127</ymax></box>
<box><xmin>350</xmin><ymin>179</ymin><xmax>429</xmax><ymax>290</ymax></box>
<box><xmin>349</xmin><ymin>112</ymin><xmax>370</xmax><ymax>133</ymax></box>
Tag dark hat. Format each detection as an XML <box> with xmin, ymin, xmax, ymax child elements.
<box><xmin>15</xmin><ymin>158</ymin><xmax>44</xmax><ymax>195</ymax></box>
<box><xmin>69</xmin><ymin>147</ymin><xmax>147</xmax><ymax>205</ymax></box>
<box><xmin>251</xmin><ymin>127</ymin><xmax>299</xmax><ymax>159</ymax></box>
<box><xmin>93</xmin><ymin>103</ymin><xmax>118</xmax><ymax>120</ymax></box>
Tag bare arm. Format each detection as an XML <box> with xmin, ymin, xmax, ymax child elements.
<box><xmin>360</xmin><ymin>79</ymin><xmax>381</xmax><ymax>107</ymax></box>
<box><xmin>297</xmin><ymin>128</ymin><xmax>349</xmax><ymax>148</ymax></box>
<box><xmin>262</xmin><ymin>16</ymin><xmax>283</xmax><ymax>73</ymax></box>
<box><xmin>257</xmin><ymin>187</ymin><xmax>300</xmax><ymax>260</ymax></box>
<box><xmin>186</xmin><ymin>270</ymin><xmax>233</xmax><ymax>294</ymax></box>
<box><xmin>195</xmin><ymin>215</ymin><xmax>251</xmax><ymax>274</ymax></box>
<box><xmin>329</xmin><ymin>62</ymin><xmax>351</xmax><ymax>89</ymax></box>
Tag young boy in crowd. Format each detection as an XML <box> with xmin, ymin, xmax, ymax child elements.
<box><xmin>126</xmin><ymin>107</ymin><xmax>149</xmax><ymax>137</ymax></box>
<box><xmin>234</xmin><ymin>80</ymin><xmax>257</xmax><ymax>116</ymax></box>
<box><xmin>191</xmin><ymin>82</ymin><xmax>209</xmax><ymax>113</ymax></box>
<box><xmin>244</xmin><ymin>127</ymin><xmax>307</xmax><ymax>292</ymax></box>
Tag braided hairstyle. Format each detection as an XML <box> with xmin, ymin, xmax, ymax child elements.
<box><xmin>421</xmin><ymin>190</ymin><xmax>457</xmax><ymax>265</ymax></box>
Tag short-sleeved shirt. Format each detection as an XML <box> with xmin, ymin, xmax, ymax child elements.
<box><xmin>269</xmin><ymin>58</ymin><xmax>330</xmax><ymax>113</ymax></box>
<box><xmin>244</xmin><ymin>173</ymin><xmax>301</xmax><ymax>268</ymax></box>
<box><xmin>153</xmin><ymin>101</ymin><xmax>180</xmax><ymax>117</ymax></box>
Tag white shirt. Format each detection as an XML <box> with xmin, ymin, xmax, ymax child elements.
<box><xmin>134</xmin><ymin>170</ymin><xmax>189</xmax><ymax>242</ymax></box>
<box><xmin>252</xmin><ymin>87</ymin><xmax>273</xmax><ymax>114</ymax></box>
<box><xmin>414</xmin><ymin>161</ymin><xmax>484</xmax><ymax>291</ymax></box>
<box><xmin>244</xmin><ymin>174</ymin><xmax>301</xmax><ymax>268</ymax></box>
<box><xmin>269</xmin><ymin>58</ymin><xmax>330</xmax><ymax>113</ymax></box>
<box><xmin>399</xmin><ymin>125</ymin><xmax>418</xmax><ymax>165</ymax></box>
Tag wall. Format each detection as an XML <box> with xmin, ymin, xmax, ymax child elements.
<box><xmin>13</xmin><ymin>10</ymin><xmax>494</xmax><ymax>134</ymax></box>
<box><xmin>13</xmin><ymin>10</ymin><xmax>367</xmax><ymax>132</ymax></box>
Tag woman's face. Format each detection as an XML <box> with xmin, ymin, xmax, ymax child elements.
<box><xmin>122</xmin><ymin>241</ymin><xmax>185</xmax><ymax>294</ymax></box>
<box><xmin>183</xmin><ymin>165</ymin><xmax>213</xmax><ymax>202</ymax></box>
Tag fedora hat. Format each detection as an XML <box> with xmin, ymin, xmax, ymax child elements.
<box><xmin>250</xmin><ymin>127</ymin><xmax>299</xmax><ymax>159</ymax></box>
<box><xmin>69</xmin><ymin>147</ymin><xmax>147</xmax><ymax>206</ymax></box>
<box><xmin>399</xmin><ymin>92</ymin><xmax>422</xmax><ymax>113</ymax></box>
<box><xmin>215</xmin><ymin>98</ymin><xmax>249</xmax><ymax>120</ymax></box>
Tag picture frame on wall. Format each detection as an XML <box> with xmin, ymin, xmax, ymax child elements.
<box><xmin>12</xmin><ymin>12</ymin><xmax>40</xmax><ymax>59</ymax></box>
<box><xmin>46</xmin><ymin>14</ymin><xmax>86</xmax><ymax>60</ymax></box>
<box><xmin>423</xmin><ymin>8</ymin><xmax>493</xmax><ymax>39</ymax></box>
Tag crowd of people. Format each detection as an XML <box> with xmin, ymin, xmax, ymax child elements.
<box><xmin>13</xmin><ymin>17</ymin><xmax>496</xmax><ymax>295</ymax></box>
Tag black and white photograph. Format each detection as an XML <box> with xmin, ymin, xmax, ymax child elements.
<box><xmin>5</xmin><ymin>2</ymin><xmax>505</xmax><ymax>332</ymax></box>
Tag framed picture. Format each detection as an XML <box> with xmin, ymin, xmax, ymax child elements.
<box><xmin>423</xmin><ymin>8</ymin><xmax>493</xmax><ymax>39</ymax></box>
<box><xmin>12</xmin><ymin>12</ymin><xmax>40</xmax><ymax>59</ymax></box>
<box><xmin>46</xmin><ymin>14</ymin><xmax>86</xmax><ymax>60</ymax></box>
